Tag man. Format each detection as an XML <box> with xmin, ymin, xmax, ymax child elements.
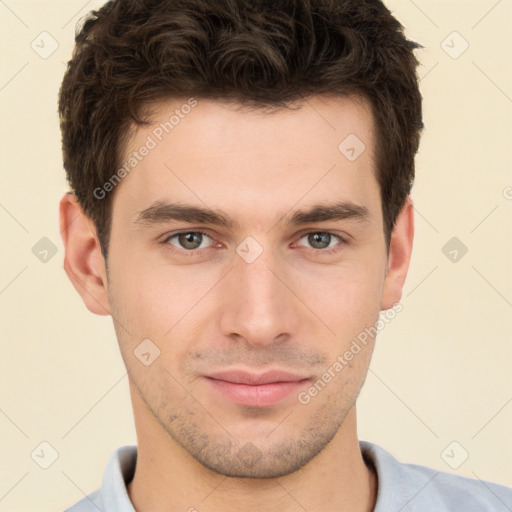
<box><xmin>58</xmin><ymin>0</ymin><xmax>512</xmax><ymax>510</ymax></box>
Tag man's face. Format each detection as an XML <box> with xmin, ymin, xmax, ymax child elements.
<box><xmin>103</xmin><ymin>95</ymin><xmax>397</xmax><ymax>477</ymax></box>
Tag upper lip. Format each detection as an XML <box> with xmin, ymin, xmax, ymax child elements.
<box><xmin>205</xmin><ymin>370</ymin><xmax>309</xmax><ymax>385</ymax></box>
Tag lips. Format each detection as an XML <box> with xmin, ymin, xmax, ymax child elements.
<box><xmin>204</xmin><ymin>370</ymin><xmax>310</xmax><ymax>407</ymax></box>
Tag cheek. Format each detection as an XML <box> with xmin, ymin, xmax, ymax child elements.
<box><xmin>291</xmin><ymin>257</ymin><xmax>385</xmax><ymax>341</ymax></box>
<box><xmin>107</xmin><ymin>256</ymin><xmax>218</xmax><ymax>363</ymax></box>
<box><xmin>109</xmin><ymin>250</ymin><xmax>198</xmax><ymax>324</ymax></box>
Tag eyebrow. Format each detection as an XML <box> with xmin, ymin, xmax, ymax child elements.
<box><xmin>133</xmin><ymin>200</ymin><xmax>370</xmax><ymax>228</ymax></box>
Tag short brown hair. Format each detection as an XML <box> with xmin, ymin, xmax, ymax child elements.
<box><xmin>59</xmin><ymin>0</ymin><xmax>423</xmax><ymax>259</ymax></box>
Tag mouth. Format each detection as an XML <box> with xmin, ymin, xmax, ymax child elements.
<box><xmin>204</xmin><ymin>370</ymin><xmax>311</xmax><ymax>407</ymax></box>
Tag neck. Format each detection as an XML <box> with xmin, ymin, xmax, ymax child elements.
<box><xmin>127</xmin><ymin>392</ymin><xmax>377</xmax><ymax>512</ymax></box>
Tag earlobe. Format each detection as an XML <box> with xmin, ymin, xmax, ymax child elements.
<box><xmin>380</xmin><ymin>196</ymin><xmax>414</xmax><ymax>311</ymax></box>
<box><xmin>59</xmin><ymin>193</ymin><xmax>111</xmax><ymax>316</ymax></box>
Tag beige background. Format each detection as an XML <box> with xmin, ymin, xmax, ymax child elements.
<box><xmin>1</xmin><ymin>1</ymin><xmax>511</xmax><ymax>510</ymax></box>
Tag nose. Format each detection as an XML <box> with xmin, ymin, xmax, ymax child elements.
<box><xmin>218</xmin><ymin>247</ymin><xmax>298</xmax><ymax>347</ymax></box>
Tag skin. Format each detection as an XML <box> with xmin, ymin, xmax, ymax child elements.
<box><xmin>60</xmin><ymin>94</ymin><xmax>414</xmax><ymax>512</ymax></box>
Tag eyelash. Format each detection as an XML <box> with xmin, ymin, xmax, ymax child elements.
<box><xmin>160</xmin><ymin>230</ymin><xmax>348</xmax><ymax>257</ymax></box>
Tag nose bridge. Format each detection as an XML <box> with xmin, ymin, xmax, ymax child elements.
<box><xmin>219</xmin><ymin>244</ymin><xmax>296</xmax><ymax>346</ymax></box>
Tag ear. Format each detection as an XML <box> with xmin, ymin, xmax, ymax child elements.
<box><xmin>59</xmin><ymin>192</ymin><xmax>111</xmax><ymax>316</ymax></box>
<box><xmin>380</xmin><ymin>196</ymin><xmax>414</xmax><ymax>310</ymax></box>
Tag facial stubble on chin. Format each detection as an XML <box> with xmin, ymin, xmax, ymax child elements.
<box><xmin>130</xmin><ymin>362</ymin><xmax>363</xmax><ymax>479</ymax></box>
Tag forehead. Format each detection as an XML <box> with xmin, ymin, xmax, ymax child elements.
<box><xmin>112</xmin><ymin>95</ymin><xmax>379</xmax><ymax>225</ymax></box>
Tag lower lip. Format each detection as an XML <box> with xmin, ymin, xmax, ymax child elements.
<box><xmin>206</xmin><ymin>378</ymin><xmax>308</xmax><ymax>407</ymax></box>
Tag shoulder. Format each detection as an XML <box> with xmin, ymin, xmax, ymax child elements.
<box><xmin>62</xmin><ymin>445</ymin><xmax>137</xmax><ymax>512</ymax></box>
<box><xmin>63</xmin><ymin>489</ymin><xmax>103</xmax><ymax>512</ymax></box>
<box><xmin>360</xmin><ymin>441</ymin><xmax>512</xmax><ymax>512</ymax></box>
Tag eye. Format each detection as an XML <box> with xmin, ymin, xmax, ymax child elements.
<box><xmin>164</xmin><ymin>231</ymin><xmax>214</xmax><ymax>251</ymax></box>
<box><xmin>296</xmin><ymin>232</ymin><xmax>345</xmax><ymax>252</ymax></box>
<box><xmin>161</xmin><ymin>230</ymin><xmax>347</xmax><ymax>256</ymax></box>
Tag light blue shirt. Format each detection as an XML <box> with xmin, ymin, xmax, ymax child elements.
<box><xmin>64</xmin><ymin>441</ymin><xmax>512</xmax><ymax>511</ymax></box>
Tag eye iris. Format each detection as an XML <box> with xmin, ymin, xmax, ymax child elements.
<box><xmin>178</xmin><ymin>232</ymin><xmax>202</xmax><ymax>249</ymax></box>
<box><xmin>308</xmin><ymin>232</ymin><xmax>331</xmax><ymax>249</ymax></box>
